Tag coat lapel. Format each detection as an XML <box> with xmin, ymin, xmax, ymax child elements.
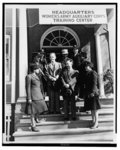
<box><xmin>48</xmin><ymin>64</ymin><xmax>53</xmax><ymax>76</ymax></box>
<box><xmin>48</xmin><ymin>62</ymin><xmax>60</xmax><ymax>77</ymax></box>
<box><xmin>49</xmin><ymin>63</ymin><xmax>56</xmax><ymax>73</ymax></box>
<box><xmin>54</xmin><ymin>62</ymin><xmax>58</xmax><ymax>71</ymax></box>
<box><xmin>31</xmin><ymin>73</ymin><xmax>40</xmax><ymax>81</ymax></box>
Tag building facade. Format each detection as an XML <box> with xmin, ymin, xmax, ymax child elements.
<box><xmin>4</xmin><ymin>4</ymin><xmax>116</xmax><ymax>142</ymax></box>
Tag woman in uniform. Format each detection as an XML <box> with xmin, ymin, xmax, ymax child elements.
<box><xmin>83</xmin><ymin>61</ymin><xmax>101</xmax><ymax>129</ymax></box>
<box><xmin>25</xmin><ymin>63</ymin><xmax>48</xmax><ymax>132</ymax></box>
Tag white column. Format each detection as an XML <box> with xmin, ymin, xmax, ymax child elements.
<box><xmin>19</xmin><ymin>7</ymin><xmax>28</xmax><ymax>97</ymax></box>
<box><xmin>108</xmin><ymin>10</ymin><xmax>115</xmax><ymax>70</ymax></box>
<box><xmin>95</xmin><ymin>32</ymin><xmax>105</xmax><ymax>98</ymax></box>
<box><xmin>11</xmin><ymin>8</ymin><xmax>16</xmax><ymax>103</ymax></box>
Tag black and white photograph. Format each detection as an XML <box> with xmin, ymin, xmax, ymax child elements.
<box><xmin>2</xmin><ymin>2</ymin><xmax>117</xmax><ymax>147</ymax></box>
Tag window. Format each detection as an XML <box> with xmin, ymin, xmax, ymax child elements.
<box><xmin>43</xmin><ymin>30</ymin><xmax>77</xmax><ymax>47</ymax></box>
<box><xmin>41</xmin><ymin>26</ymin><xmax>80</xmax><ymax>49</ymax></box>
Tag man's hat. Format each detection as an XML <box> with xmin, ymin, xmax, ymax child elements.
<box><xmin>80</xmin><ymin>51</ymin><xmax>87</xmax><ymax>58</ymax></box>
<box><xmin>73</xmin><ymin>45</ymin><xmax>78</xmax><ymax>50</ymax></box>
<box><xmin>62</xmin><ymin>49</ymin><xmax>68</xmax><ymax>54</ymax></box>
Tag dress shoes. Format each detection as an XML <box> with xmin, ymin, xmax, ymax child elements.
<box><xmin>80</xmin><ymin>107</ymin><xmax>86</xmax><ymax>112</ymax></box>
<box><xmin>43</xmin><ymin>111</ymin><xmax>49</xmax><ymax>115</ymax></box>
<box><xmin>90</xmin><ymin>124</ymin><xmax>99</xmax><ymax>129</ymax></box>
<box><xmin>35</xmin><ymin>117</ymin><xmax>41</xmax><ymax>123</ymax></box>
<box><xmin>49</xmin><ymin>111</ymin><xmax>54</xmax><ymax>114</ymax></box>
<box><xmin>89</xmin><ymin>121</ymin><xmax>94</xmax><ymax>126</ymax></box>
<box><xmin>31</xmin><ymin>126</ymin><xmax>39</xmax><ymax>132</ymax></box>
<box><xmin>55</xmin><ymin>111</ymin><xmax>61</xmax><ymax>114</ymax></box>
<box><xmin>71</xmin><ymin>117</ymin><xmax>77</xmax><ymax>121</ymax></box>
<box><xmin>64</xmin><ymin>117</ymin><xmax>69</xmax><ymax>121</ymax></box>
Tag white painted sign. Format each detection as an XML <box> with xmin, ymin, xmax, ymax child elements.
<box><xmin>39</xmin><ymin>9</ymin><xmax>107</xmax><ymax>24</ymax></box>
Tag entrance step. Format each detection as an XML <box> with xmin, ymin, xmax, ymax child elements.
<box><xmin>13</xmin><ymin>97</ymin><xmax>115</xmax><ymax>143</ymax></box>
<box><xmin>16</xmin><ymin>119</ymin><xmax>114</xmax><ymax>132</ymax></box>
<box><xmin>13</xmin><ymin>125</ymin><xmax>114</xmax><ymax>143</ymax></box>
<box><xmin>17</xmin><ymin>115</ymin><xmax>114</xmax><ymax>125</ymax></box>
<box><xmin>13</xmin><ymin>131</ymin><xmax>114</xmax><ymax>143</ymax></box>
<box><xmin>17</xmin><ymin>110</ymin><xmax>114</xmax><ymax>127</ymax></box>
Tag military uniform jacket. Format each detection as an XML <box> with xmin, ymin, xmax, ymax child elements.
<box><xmin>26</xmin><ymin>73</ymin><xmax>44</xmax><ymax>100</ymax></box>
<box><xmin>84</xmin><ymin>70</ymin><xmax>99</xmax><ymax>96</ymax></box>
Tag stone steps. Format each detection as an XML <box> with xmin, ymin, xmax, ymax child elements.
<box><xmin>16</xmin><ymin>120</ymin><xmax>114</xmax><ymax>132</ymax></box>
<box><xmin>20</xmin><ymin>104</ymin><xmax>114</xmax><ymax>117</ymax></box>
<box><xmin>17</xmin><ymin>114</ymin><xmax>114</xmax><ymax>126</ymax></box>
<box><xmin>13</xmin><ymin>132</ymin><xmax>114</xmax><ymax>143</ymax></box>
<box><xmin>13</xmin><ymin>125</ymin><xmax>114</xmax><ymax>143</ymax></box>
<box><xmin>13</xmin><ymin>98</ymin><xmax>115</xmax><ymax>143</ymax></box>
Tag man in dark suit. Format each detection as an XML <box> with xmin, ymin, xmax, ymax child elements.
<box><xmin>60</xmin><ymin>59</ymin><xmax>79</xmax><ymax>120</ymax></box>
<box><xmin>61</xmin><ymin>49</ymin><xmax>72</xmax><ymax>69</ymax></box>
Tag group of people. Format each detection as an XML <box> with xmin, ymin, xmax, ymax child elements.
<box><xmin>25</xmin><ymin>47</ymin><xmax>101</xmax><ymax>132</ymax></box>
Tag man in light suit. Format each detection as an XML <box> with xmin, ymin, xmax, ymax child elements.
<box><xmin>45</xmin><ymin>53</ymin><xmax>62</xmax><ymax>114</ymax></box>
<box><xmin>60</xmin><ymin>59</ymin><xmax>79</xmax><ymax>120</ymax></box>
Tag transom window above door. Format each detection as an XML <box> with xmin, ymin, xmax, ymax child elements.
<box><xmin>41</xmin><ymin>26</ymin><xmax>80</xmax><ymax>49</ymax></box>
<box><xmin>43</xmin><ymin>30</ymin><xmax>76</xmax><ymax>47</ymax></box>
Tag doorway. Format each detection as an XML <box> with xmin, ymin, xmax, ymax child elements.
<box><xmin>40</xmin><ymin>26</ymin><xmax>80</xmax><ymax>62</ymax></box>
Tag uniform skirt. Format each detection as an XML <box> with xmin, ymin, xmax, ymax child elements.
<box><xmin>84</xmin><ymin>95</ymin><xmax>101</xmax><ymax>111</ymax></box>
<box><xmin>25</xmin><ymin>100</ymin><xmax>48</xmax><ymax>115</ymax></box>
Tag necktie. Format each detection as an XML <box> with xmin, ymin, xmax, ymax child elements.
<box><xmin>67</xmin><ymin>70</ymin><xmax>70</xmax><ymax>80</ymax></box>
<box><xmin>52</xmin><ymin>63</ymin><xmax>55</xmax><ymax>77</ymax></box>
